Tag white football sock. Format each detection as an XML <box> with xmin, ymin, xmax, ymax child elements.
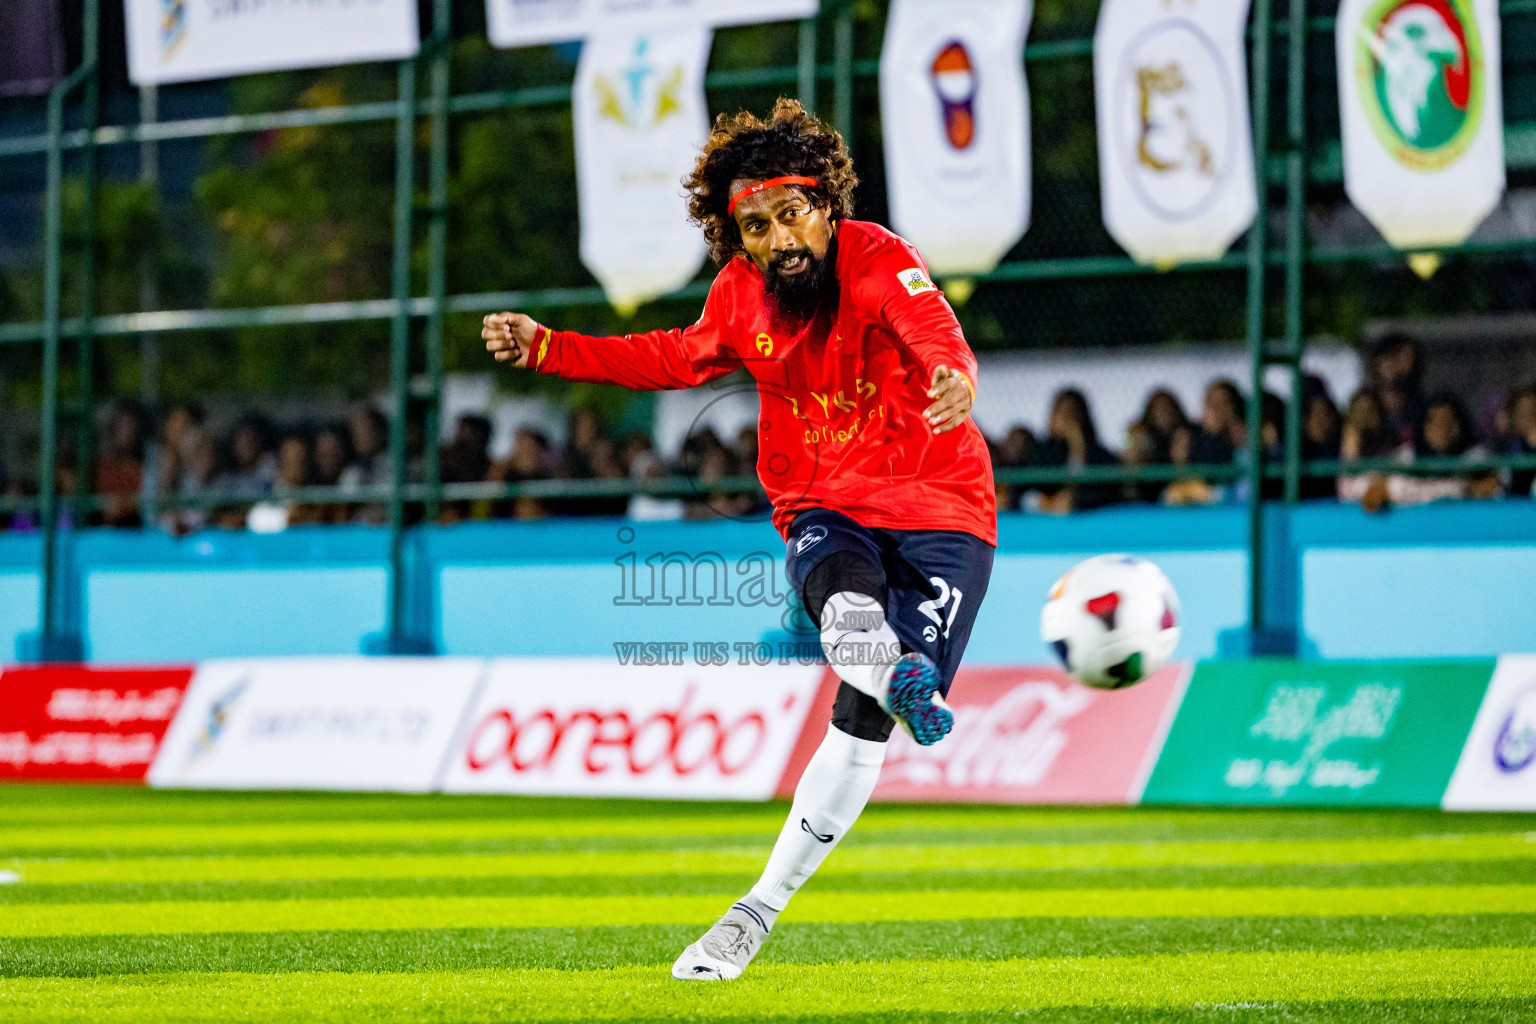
<box><xmin>819</xmin><ymin>590</ymin><xmax>902</xmax><ymax>703</ymax></box>
<box><xmin>748</xmin><ymin>724</ymin><xmax>888</xmax><ymax>913</ymax></box>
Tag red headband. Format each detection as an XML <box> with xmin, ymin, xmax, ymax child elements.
<box><xmin>727</xmin><ymin>176</ymin><xmax>819</xmax><ymax>216</ymax></box>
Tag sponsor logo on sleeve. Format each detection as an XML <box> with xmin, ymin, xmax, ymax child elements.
<box><xmin>897</xmin><ymin>267</ymin><xmax>937</xmax><ymax>296</ymax></box>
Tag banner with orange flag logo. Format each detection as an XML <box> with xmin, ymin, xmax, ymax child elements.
<box><xmin>878</xmin><ymin>0</ymin><xmax>1033</xmax><ymax>279</ymax></box>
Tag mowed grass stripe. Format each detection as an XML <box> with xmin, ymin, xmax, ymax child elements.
<box><xmin>0</xmin><ymin>808</ymin><xmax>1364</xmax><ymax>854</ymax></box>
<box><xmin>6</xmin><ymin>858</ymin><xmax>1535</xmax><ymax>907</ymax></box>
<box><xmin>10</xmin><ymin>833</ymin><xmax>1533</xmax><ymax>886</ymax></box>
<box><xmin>10</xmin><ymin>805</ymin><xmax>1535</xmax><ymax>856</ymax></box>
<box><xmin>0</xmin><ymin>947</ymin><xmax>1531</xmax><ymax>1022</ymax></box>
<box><xmin>9</xmin><ymin>916</ymin><xmax>1536</xmax><ymax>978</ymax></box>
<box><xmin>6</xmin><ymin>885</ymin><xmax>1535</xmax><ymax>938</ymax></box>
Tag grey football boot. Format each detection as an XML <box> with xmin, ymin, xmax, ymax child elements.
<box><xmin>670</xmin><ymin>901</ymin><xmax>771</xmax><ymax>980</ymax></box>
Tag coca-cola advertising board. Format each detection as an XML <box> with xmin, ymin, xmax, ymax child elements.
<box><xmin>441</xmin><ymin>659</ymin><xmax>827</xmax><ymax>800</ymax></box>
<box><xmin>0</xmin><ymin>665</ymin><xmax>193</xmax><ymax>781</ymax></box>
<box><xmin>148</xmin><ymin>658</ymin><xmax>484</xmax><ymax>792</ymax></box>
<box><xmin>871</xmin><ymin>664</ymin><xmax>1191</xmax><ymax>804</ymax></box>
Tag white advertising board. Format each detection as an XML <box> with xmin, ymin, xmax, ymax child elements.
<box><xmin>441</xmin><ymin>658</ymin><xmax>823</xmax><ymax>799</ymax></box>
<box><xmin>488</xmin><ymin>0</ymin><xmax>818</xmax><ymax>48</ymax></box>
<box><xmin>1443</xmin><ymin>655</ymin><xmax>1536</xmax><ymax>810</ymax></box>
<box><xmin>124</xmin><ymin>0</ymin><xmax>420</xmax><ymax>86</ymax></box>
<box><xmin>147</xmin><ymin>658</ymin><xmax>483</xmax><ymax>792</ymax></box>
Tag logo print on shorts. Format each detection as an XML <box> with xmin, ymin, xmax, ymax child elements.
<box><xmin>795</xmin><ymin>525</ymin><xmax>828</xmax><ymax>555</ymax></box>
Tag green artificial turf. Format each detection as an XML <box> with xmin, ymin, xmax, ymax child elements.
<box><xmin>0</xmin><ymin>787</ymin><xmax>1533</xmax><ymax>1022</ymax></box>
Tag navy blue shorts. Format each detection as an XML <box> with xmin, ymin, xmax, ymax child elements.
<box><xmin>785</xmin><ymin>508</ymin><xmax>995</xmax><ymax>697</ymax></box>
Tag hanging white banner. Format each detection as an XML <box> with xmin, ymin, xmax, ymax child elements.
<box><xmin>879</xmin><ymin>0</ymin><xmax>1033</xmax><ymax>279</ymax></box>
<box><xmin>574</xmin><ymin>29</ymin><xmax>712</xmax><ymax>312</ymax></box>
<box><xmin>123</xmin><ymin>0</ymin><xmax>419</xmax><ymax>86</ymax></box>
<box><xmin>1094</xmin><ymin>0</ymin><xmax>1256</xmax><ymax>267</ymax></box>
<box><xmin>489</xmin><ymin>0</ymin><xmax>818</xmax><ymax>48</ymax></box>
<box><xmin>1337</xmin><ymin>0</ymin><xmax>1504</xmax><ymax>251</ymax></box>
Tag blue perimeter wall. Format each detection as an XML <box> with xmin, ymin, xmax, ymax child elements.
<box><xmin>1</xmin><ymin>502</ymin><xmax>1532</xmax><ymax>664</ymax></box>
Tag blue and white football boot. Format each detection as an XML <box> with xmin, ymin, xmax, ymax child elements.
<box><xmin>880</xmin><ymin>652</ymin><xmax>953</xmax><ymax>746</ymax></box>
<box><xmin>671</xmin><ymin>901</ymin><xmax>770</xmax><ymax>981</ymax></box>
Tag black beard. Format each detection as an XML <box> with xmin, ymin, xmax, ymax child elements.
<box><xmin>762</xmin><ymin>241</ymin><xmax>837</xmax><ymax>332</ymax></box>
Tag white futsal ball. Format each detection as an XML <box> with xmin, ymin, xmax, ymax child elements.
<box><xmin>1040</xmin><ymin>554</ymin><xmax>1180</xmax><ymax>690</ymax></box>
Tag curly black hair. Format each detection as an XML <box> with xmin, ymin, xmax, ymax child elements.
<box><xmin>683</xmin><ymin>98</ymin><xmax>857</xmax><ymax>265</ymax></box>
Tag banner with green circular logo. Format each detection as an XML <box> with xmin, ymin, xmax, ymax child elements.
<box><xmin>1336</xmin><ymin>0</ymin><xmax>1504</xmax><ymax>250</ymax></box>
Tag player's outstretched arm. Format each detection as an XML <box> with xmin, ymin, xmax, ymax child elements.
<box><xmin>481</xmin><ymin>287</ymin><xmax>737</xmax><ymax>391</ymax></box>
<box><xmin>482</xmin><ymin>312</ymin><xmax>539</xmax><ymax>369</ymax></box>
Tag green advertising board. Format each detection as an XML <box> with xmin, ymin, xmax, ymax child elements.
<box><xmin>1143</xmin><ymin>660</ymin><xmax>1496</xmax><ymax>806</ymax></box>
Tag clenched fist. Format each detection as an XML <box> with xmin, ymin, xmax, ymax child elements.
<box><xmin>482</xmin><ymin>312</ymin><xmax>543</xmax><ymax>369</ymax></box>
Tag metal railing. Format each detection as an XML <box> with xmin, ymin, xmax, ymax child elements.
<box><xmin>3</xmin><ymin>0</ymin><xmax>1536</xmax><ymax>658</ymax></box>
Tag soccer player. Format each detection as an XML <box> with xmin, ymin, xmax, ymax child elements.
<box><xmin>482</xmin><ymin>99</ymin><xmax>996</xmax><ymax>980</ymax></box>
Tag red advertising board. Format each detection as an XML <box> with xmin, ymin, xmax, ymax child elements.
<box><xmin>0</xmin><ymin>665</ymin><xmax>194</xmax><ymax>781</ymax></box>
<box><xmin>869</xmin><ymin>663</ymin><xmax>1190</xmax><ymax>804</ymax></box>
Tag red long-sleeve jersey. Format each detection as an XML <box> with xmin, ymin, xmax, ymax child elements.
<box><xmin>533</xmin><ymin>220</ymin><xmax>997</xmax><ymax>545</ymax></box>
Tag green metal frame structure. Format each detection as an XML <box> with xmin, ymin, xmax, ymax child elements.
<box><xmin>4</xmin><ymin>0</ymin><xmax>1536</xmax><ymax>658</ymax></box>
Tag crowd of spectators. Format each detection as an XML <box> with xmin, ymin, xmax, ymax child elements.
<box><xmin>987</xmin><ymin>334</ymin><xmax>1535</xmax><ymax>514</ymax></box>
<box><xmin>2</xmin><ymin>335</ymin><xmax>1533</xmax><ymax>534</ymax></box>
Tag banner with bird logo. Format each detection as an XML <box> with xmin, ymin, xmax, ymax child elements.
<box><xmin>878</xmin><ymin>0</ymin><xmax>1034</xmax><ymax>281</ymax></box>
<box><xmin>1094</xmin><ymin>0</ymin><xmax>1256</xmax><ymax>267</ymax></box>
<box><xmin>1337</xmin><ymin>0</ymin><xmax>1504</xmax><ymax>260</ymax></box>
<box><xmin>573</xmin><ymin>28</ymin><xmax>713</xmax><ymax>312</ymax></box>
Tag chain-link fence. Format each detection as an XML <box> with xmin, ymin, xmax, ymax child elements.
<box><xmin>3</xmin><ymin>0</ymin><xmax>1536</xmax><ymax>655</ymax></box>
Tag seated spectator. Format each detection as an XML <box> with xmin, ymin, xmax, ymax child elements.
<box><xmin>1165</xmin><ymin>381</ymin><xmax>1244</xmax><ymax>506</ymax></box>
<box><xmin>344</xmin><ymin>405</ymin><xmax>389</xmax><ymax>486</ymax></box>
<box><xmin>492</xmin><ymin>426</ymin><xmax>551</xmax><ymax>520</ymax></box>
<box><xmin>341</xmin><ymin>405</ymin><xmax>389</xmax><ymax>525</ymax></box>
<box><xmin>95</xmin><ymin>401</ymin><xmax>149</xmax><ymax>528</ymax></box>
<box><xmin>685</xmin><ymin>445</ymin><xmax>752</xmax><ymax>520</ymax></box>
<box><xmin>1033</xmin><ymin>389</ymin><xmax>1121</xmax><ymax>514</ymax></box>
<box><xmin>221</xmin><ymin>415</ymin><xmax>277</xmax><ymax>498</ymax></box>
<box><xmin>1337</xmin><ymin>388</ymin><xmax>1399</xmax><ymax>511</ymax></box>
<box><xmin>1392</xmin><ymin>392</ymin><xmax>1498</xmax><ymax>505</ymax></box>
<box><xmin>1253</xmin><ymin>392</ymin><xmax>1287</xmax><ymax>500</ymax></box>
<box><xmin>1496</xmin><ymin>384</ymin><xmax>1536</xmax><ymax>499</ymax></box>
<box><xmin>149</xmin><ymin>402</ymin><xmax>206</xmax><ymax>500</ymax></box>
<box><xmin>249</xmin><ymin>433</ymin><xmax>322</xmax><ymax>532</ymax></box>
<box><xmin>310</xmin><ymin>423</ymin><xmax>356</xmax><ymax>524</ymax></box>
<box><xmin>440</xmin><ymin>414</ymin><xmax>493</xmax><ymax>524</ymax></box>
<box><xmin>161</xmin><ymin>432</ymin><xmax>220</xmax><ymax>536</ymax></box>
<box><xmin>552</xmin><ymin>406</ymin><xmax>625</xmax><ymax>516</ymax></box>
<box><xmin>1124</xmin><ymin>389</ymin><xmax>1188</xmax><ymax>502</ymax></box>
<box><xmin>731</xmin><ymin>425</ymin><xmax>771</xmax><ymax>518</ymax></box>
<box><xmin>1299</xmin><ymin>375</ymin><xmax>1342</xmax><ymax>500</ymax></box>
<box><xmin>1368</xmin><ymin>332</ymin><xmax>1425</xmax><ymax>447</ymax></box>
<box><xmin>992</xmin><ymin>424</ymin><xmax>1037</xmax><ymax>511</ymax></box>
<box><xmin>628</xmin><ymin>449</ymin><xmax>686</xmax><ymax>522</ymax></box>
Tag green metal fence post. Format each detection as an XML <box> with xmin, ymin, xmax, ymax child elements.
<box><xmin>371</xmin><ymin>57</ymin><xmax>433</xmax><ymax>655</ymax></box>
<box><xmin>833</xmin><ymin>2</ymin><xmax>854</xmax><ymax>148</ymax></box>
<box><xmin>1242</xmin><ymin>0</ymin><xmax>1275</xmax><ymax>649</ymax></box>
<box><xmin>22</xmin><ymin>0</ymin><xmax>97</xmax><ymax>662</ymax></box>
<box><xmin>798</xmin><ymin>15</ymin><xmax>818</xmax><ymax>113</ymax></box>
<box><xmin>424</xmin><ymin>0</ymin><xmax>452</xmax><ymax>523</ymax></box>
<box><xmin>1282</xmin><ymin>0</ymin><xmax>1309</xmax><ymax>504</ymax></box>
<box><xmin>74</xmin><ymin>7</ymin><xmax>102</xmax><ymax>535</ymax></box>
